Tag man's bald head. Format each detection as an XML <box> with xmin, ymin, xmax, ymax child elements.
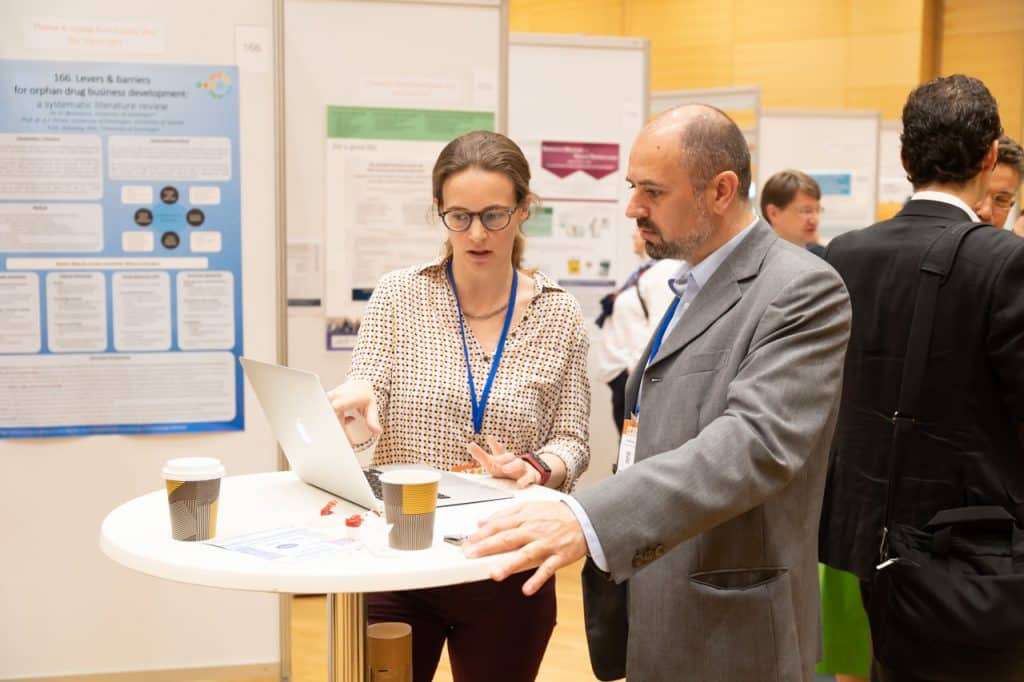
<box><xmin>645</xmin><ymin>104</ymin><xmax>752</xmax><ymax>200</ymax></box>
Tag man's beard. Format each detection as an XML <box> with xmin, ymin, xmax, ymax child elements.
<box><xmin>639</xmin><ymin>200</ymin><xmax>714</xmax><ymax>261</ymax></box>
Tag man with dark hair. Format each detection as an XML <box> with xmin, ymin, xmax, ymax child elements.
<box><xmin>819</xmin><ymin>74</ymin><xmax>1024</xmax><ymax>680</ymax></box>
<box><xmin>760</xmin><ymin>169</ymin><xmax>825</xmax><ymax>254</ymax></box>
<box><xmin>975</xmin><ymin>134</ymin><xmax>1023</xmax><ymax>228</ymax></box>
<box><xmin>464</xmin><ymin>104</ymin><xmax>852</xmax><ymax>680</ymax></box>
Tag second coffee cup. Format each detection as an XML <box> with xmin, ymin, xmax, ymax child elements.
<box><xmin>380</xmin><ymin>470</ymin><xmax>441</xmax><ymax>550</ymax></box>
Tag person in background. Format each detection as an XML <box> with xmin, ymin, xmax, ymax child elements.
<box><xmin>326</xmin><ymin>130</ymin><xmax>590</xmax><ymax>682</ymax></box>
<box><xmin>819</xmin><ymin>74</ymin><xmax>1024</xmax><ymax>681</ymax></box>
<box><xmin>763</xmin><ymin>170</ymin><xmax>871</xmax><ymax>682</ymax></box>
<box><xmin>760</xmin><ymin>168</ymin><xmax>826</xmax><ymax>255</ymax></box>
<box><xmin>974</xmin><ymin>134</ymin><xmax>1023</xmax><ymax>229</ymax></box>
<box><xmin>463</xmin><ymin>104</ymin><xmax>852</xmax><ymax>681</ymax></box>
<box><xmin>593</xmin><ymin>228</ymin><xmax>681</xmax><ymax>435</ymax></box>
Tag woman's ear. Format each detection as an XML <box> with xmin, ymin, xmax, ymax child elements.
<box><xmin>517</xmin><ymin>195</ymin><xmax>535</xmax><ymax>222</ymax></box>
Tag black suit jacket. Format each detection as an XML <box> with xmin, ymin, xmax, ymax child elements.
<box><xmin>819</xmin><ymin>199</ymin><xmax>1024</xmax><ymax>580</ymax></box>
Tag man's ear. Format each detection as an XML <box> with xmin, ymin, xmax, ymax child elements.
<box><xmin>708</xmin><ymin>171</ymin><xmax>739</xmax><ymax>215</ymax></box>
<box><xmin>981</xmin><ymin>138</ymin><xmax>999</xmax><ymax>173</ymax></box>
<box><xmin>764</xmin><ymin>203</ymin><xmax>780</xmax><ymax>225</ymax></box>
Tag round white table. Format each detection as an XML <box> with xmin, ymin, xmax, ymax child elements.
<box><xmin>101</xmin><ymin>471</ymin><xmax>555</xmax><ymax>682</ymax></box>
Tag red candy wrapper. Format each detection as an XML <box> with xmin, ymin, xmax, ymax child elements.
<box><xmin>319</xmin><ymin>500</ymin><xmax>338</xmax><ymax>516</ymax></box>
<box><xmin>344</xmin><ymin>514</ymin><xmax>363</xmax><ymax>528</ymax></box>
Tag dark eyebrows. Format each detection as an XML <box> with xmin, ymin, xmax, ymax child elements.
<box><xmin>625</xmin><ymin>177</ymin><xmax>666</xmax><ymax>190</ymax></box>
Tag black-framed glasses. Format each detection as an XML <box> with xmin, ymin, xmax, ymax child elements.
<box><xmin>439</xmin><ymin>208</ymin><xmax>516</xmax><ymax>232</ymax></box>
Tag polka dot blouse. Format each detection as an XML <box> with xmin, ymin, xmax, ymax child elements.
<box><xmin>348</xmin><ymin>256</ymin><xmax>591</xmax><ymax>492</ymax></box>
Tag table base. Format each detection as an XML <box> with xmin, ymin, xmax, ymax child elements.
<box><xmin>327</xmin><ymin>592</ymin><xmax>366</xmax><ymax>682</ymax></box>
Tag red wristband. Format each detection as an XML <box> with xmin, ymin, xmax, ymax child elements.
<box><xmin>517</xmin><ymin>452</ymin><xmax>552</xmax><ymax>486</ymax></box>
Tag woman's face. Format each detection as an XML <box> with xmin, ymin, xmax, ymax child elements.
<box><xmin>441</xmin><ymin>168</ymin><xmax>527</xmax><ymax>271</ymax></box>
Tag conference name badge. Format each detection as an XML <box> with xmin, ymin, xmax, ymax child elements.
<box><xmin>616</xmin><ymin>416</ymin><xmax>639</xmax><ymax>473</ymax></box>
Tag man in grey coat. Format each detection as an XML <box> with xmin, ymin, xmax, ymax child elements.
<box><xmin>464</xmin><ymin>104</ymin><xmax>852</xmax><ymax>681</ymax></box>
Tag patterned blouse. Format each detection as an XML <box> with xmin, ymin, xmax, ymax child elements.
<box><xmin>348</xmin><ymin>255</ymin><xmax>590</xmax><ymax>492</ymax></box>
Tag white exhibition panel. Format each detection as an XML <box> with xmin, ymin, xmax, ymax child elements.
<box><xmin>509</xmin><ymin>33</ymin><xmax>649</xmax><ymax>489</ymax></box>
<box><xmin>284</xmin><ymin>0</ymin><xmax>504</xmax><ymax>387</ymax></box>
<box><xmin>879</xmin><ymin>120</ymin><xmax>914</xmax><ymax>207</ymax></box>
<box><xmin>0</xmin><ymin>1</ymin><xmax>280</xmax><ymax>679</ymax></box>
<box><xmin>759</xmin><ymin>109</ymin><xmax>881</xmax><ymax>240</ymax></box>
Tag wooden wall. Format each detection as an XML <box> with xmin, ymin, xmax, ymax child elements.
<box><xmin>940</xmin><ymin>0</ymin><xmax>1024</xmax><ymax>142</ymax></box>
<box><xmin>510</xmin><ymin>0</ymin><xmax>931</xmax><ymax>120</ymax></box>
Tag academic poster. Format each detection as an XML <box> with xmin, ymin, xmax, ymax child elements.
<box><xmin>0</xmin><ymin>59</ymin><xmax>244</xmax><ymax>438</ymax></box>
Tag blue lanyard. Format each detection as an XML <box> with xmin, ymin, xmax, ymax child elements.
<box><xmin>635</xmin><ymin>296</ymin><xmax>680</xmax><ymax>417</ymax></box>
<box><xmin>446</xmin><ymin>260</ymin><xmax>518</xmax><ymax>433</ymax></box>
<box><xmin>647</xmin><ymin>296</ymin><xmax>680</xmax><ymax>366</ymax></box>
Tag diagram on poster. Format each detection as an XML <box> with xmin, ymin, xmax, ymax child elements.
<box><xmin>0</xmin><ymin>59</ymin><xmax>244</xmax><ymax>438</ymax></box>
<box><xmin>323</xmin><ymin>106</ymin><xmax>493</xmax><ymax>324</ymax></box>
<box><xmin>517</xmin><ymin>140</ymin><xmax>622</xmax><ymax>316</ymax></box>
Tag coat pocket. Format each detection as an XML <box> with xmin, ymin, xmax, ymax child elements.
<box><xmin>687</xmin><ymin>567</ymin><xmax>803</xmax><ymax>681</ymax></box>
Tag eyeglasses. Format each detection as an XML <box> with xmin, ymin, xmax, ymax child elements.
<box><xmin>992</xmin><ymin>193</ymin><xmax>1017</xmax><ymax>210</ymax></box>
<box><xmin>793</xmin><ymin>205</ymin><xmax>825</xmax><ymax>217</ymax></box>
<box><xmin>439</xmin><ymin>208</ymin><xmax>516</xmax><ymax>232</ymax></box>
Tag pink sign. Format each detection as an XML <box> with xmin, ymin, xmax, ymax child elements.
<box><xmin>541</xmin><ymin>141</ymin><xmax>620</xmax><ymax>180</ymax></box>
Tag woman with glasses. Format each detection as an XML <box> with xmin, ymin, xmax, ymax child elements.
<box><xmin>326</xmin><ymin>130</ymin><xmax>590</xmax><ymax>682</ymax></box>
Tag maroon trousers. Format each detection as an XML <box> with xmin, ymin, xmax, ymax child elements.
<box><xmin>367</xmin><ymin>572</ymin><xmax>556</xmax><ymax>682</ymax></box>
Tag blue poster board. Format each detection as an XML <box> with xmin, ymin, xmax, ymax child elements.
<box><xmin>0</xmin><ymin>59</ymin><xmax>244</xmax><ymax>437</ymax></box>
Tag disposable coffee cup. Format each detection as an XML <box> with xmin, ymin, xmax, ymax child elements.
<box><xmin>161</xmin><ymin>457</ymin><xmax>225</xmax><ymax>541</ymax></box>
<box><xmin>380</xmin><ymin>470</ymin><xmax>441</xmax><ymax>550</ymax></box>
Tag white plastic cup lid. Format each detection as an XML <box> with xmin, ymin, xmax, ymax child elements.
<box><xmin>161</xmin><ymin>457</ymin><xmax>225</xmax><ymax>481</ymax></box>
<box><xmin>379</xmin><ymin>469</ymin><xmax>442</xmax><ymax>485</ymax></box>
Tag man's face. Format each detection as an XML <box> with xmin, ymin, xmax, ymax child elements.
<box><xmin>766</xmin><ymin>191</ymin><xmax>821</xmax><ymax>246</ymax></box>
<box><xmin>974</xmin><ymin>162</ymin><xmax>1020</xmax><ymax>228</ymax></box>
<box><xmin>624</xmin><ymin>128</ymin><xmax>716</xmax><ymax>263</ymax></box>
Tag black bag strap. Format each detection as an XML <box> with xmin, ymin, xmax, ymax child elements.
<box><xmin>878</xmin><ymin>220</ymin><xmax>987</xmax><ymax>560</ymax></box>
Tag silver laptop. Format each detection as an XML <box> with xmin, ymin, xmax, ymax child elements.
<box><xmin>240</xmin><ymin>357</ymin><xmax>512</xmax><ymax>509</ymax></box>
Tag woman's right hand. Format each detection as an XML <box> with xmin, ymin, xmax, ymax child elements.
<box><xmin>326</xmin><ymin>380</ymin><xmax>382</xmax><ymax>445</ymax></box>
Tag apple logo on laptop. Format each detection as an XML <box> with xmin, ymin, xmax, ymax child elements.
<box><xmin>294</xmin><ymin>418</ymin><xmax>312</xmax><ymax>445</ymax></box>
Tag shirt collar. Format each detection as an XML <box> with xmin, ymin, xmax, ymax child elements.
<box><xmin>668</xmin><ymin>215</ymin><xmax>760</xmax><ymax>296</ymax></box>
<box><xmin>911</xmin><ymin>190</ymin><xmax>980</xmax><ymax>221</ymax></box>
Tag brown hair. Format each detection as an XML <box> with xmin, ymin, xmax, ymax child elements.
<box><xmin>759</xmin><ymin>169</ymin><xmax>821</xmax><ymax>223</ymax></box>
<box><xmin>997</xmin><ymin>134</ymin><xmax>1024</xmax><ymax>177</ymax></box>
<box><xmin>432</xmin><ymin>130</ymin><xmax>533</xmax><ymax>268</ymax></box>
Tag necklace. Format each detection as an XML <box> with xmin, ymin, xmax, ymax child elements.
<box><xmin>461</xmin><ymin>302</ymin><xmax>510</xmax><ymax>320</ymax></box>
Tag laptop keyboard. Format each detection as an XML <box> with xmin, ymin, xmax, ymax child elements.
<box><xmin>363</xmin><ymin>468</ymin><xmax>450</xmax><ymax>501</ymax></box>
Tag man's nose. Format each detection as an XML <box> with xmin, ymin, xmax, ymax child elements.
<box><xmin>625</xmin><ymin>192</ymin><xmax>646</xmax><ymax>219</ymax></box>
<box><xmin>975</xmin><ymin>196</ymin><xmax>992</xmax><ymax>222</ymax></box>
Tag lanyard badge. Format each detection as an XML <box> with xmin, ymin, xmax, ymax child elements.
<box><xmin>447</xmin><ymin>260</ymin><xmax>518</xmax><ymax>433</ymax></box>
<box><xmin>615</xmin><ymin>414</ymin><xmax>639</xmax><ymax>473</ymax></box>
<box><xmin>616</xmin><ymin>295</ymin><xmax>680</xmax><ymax>474</ymax></box>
